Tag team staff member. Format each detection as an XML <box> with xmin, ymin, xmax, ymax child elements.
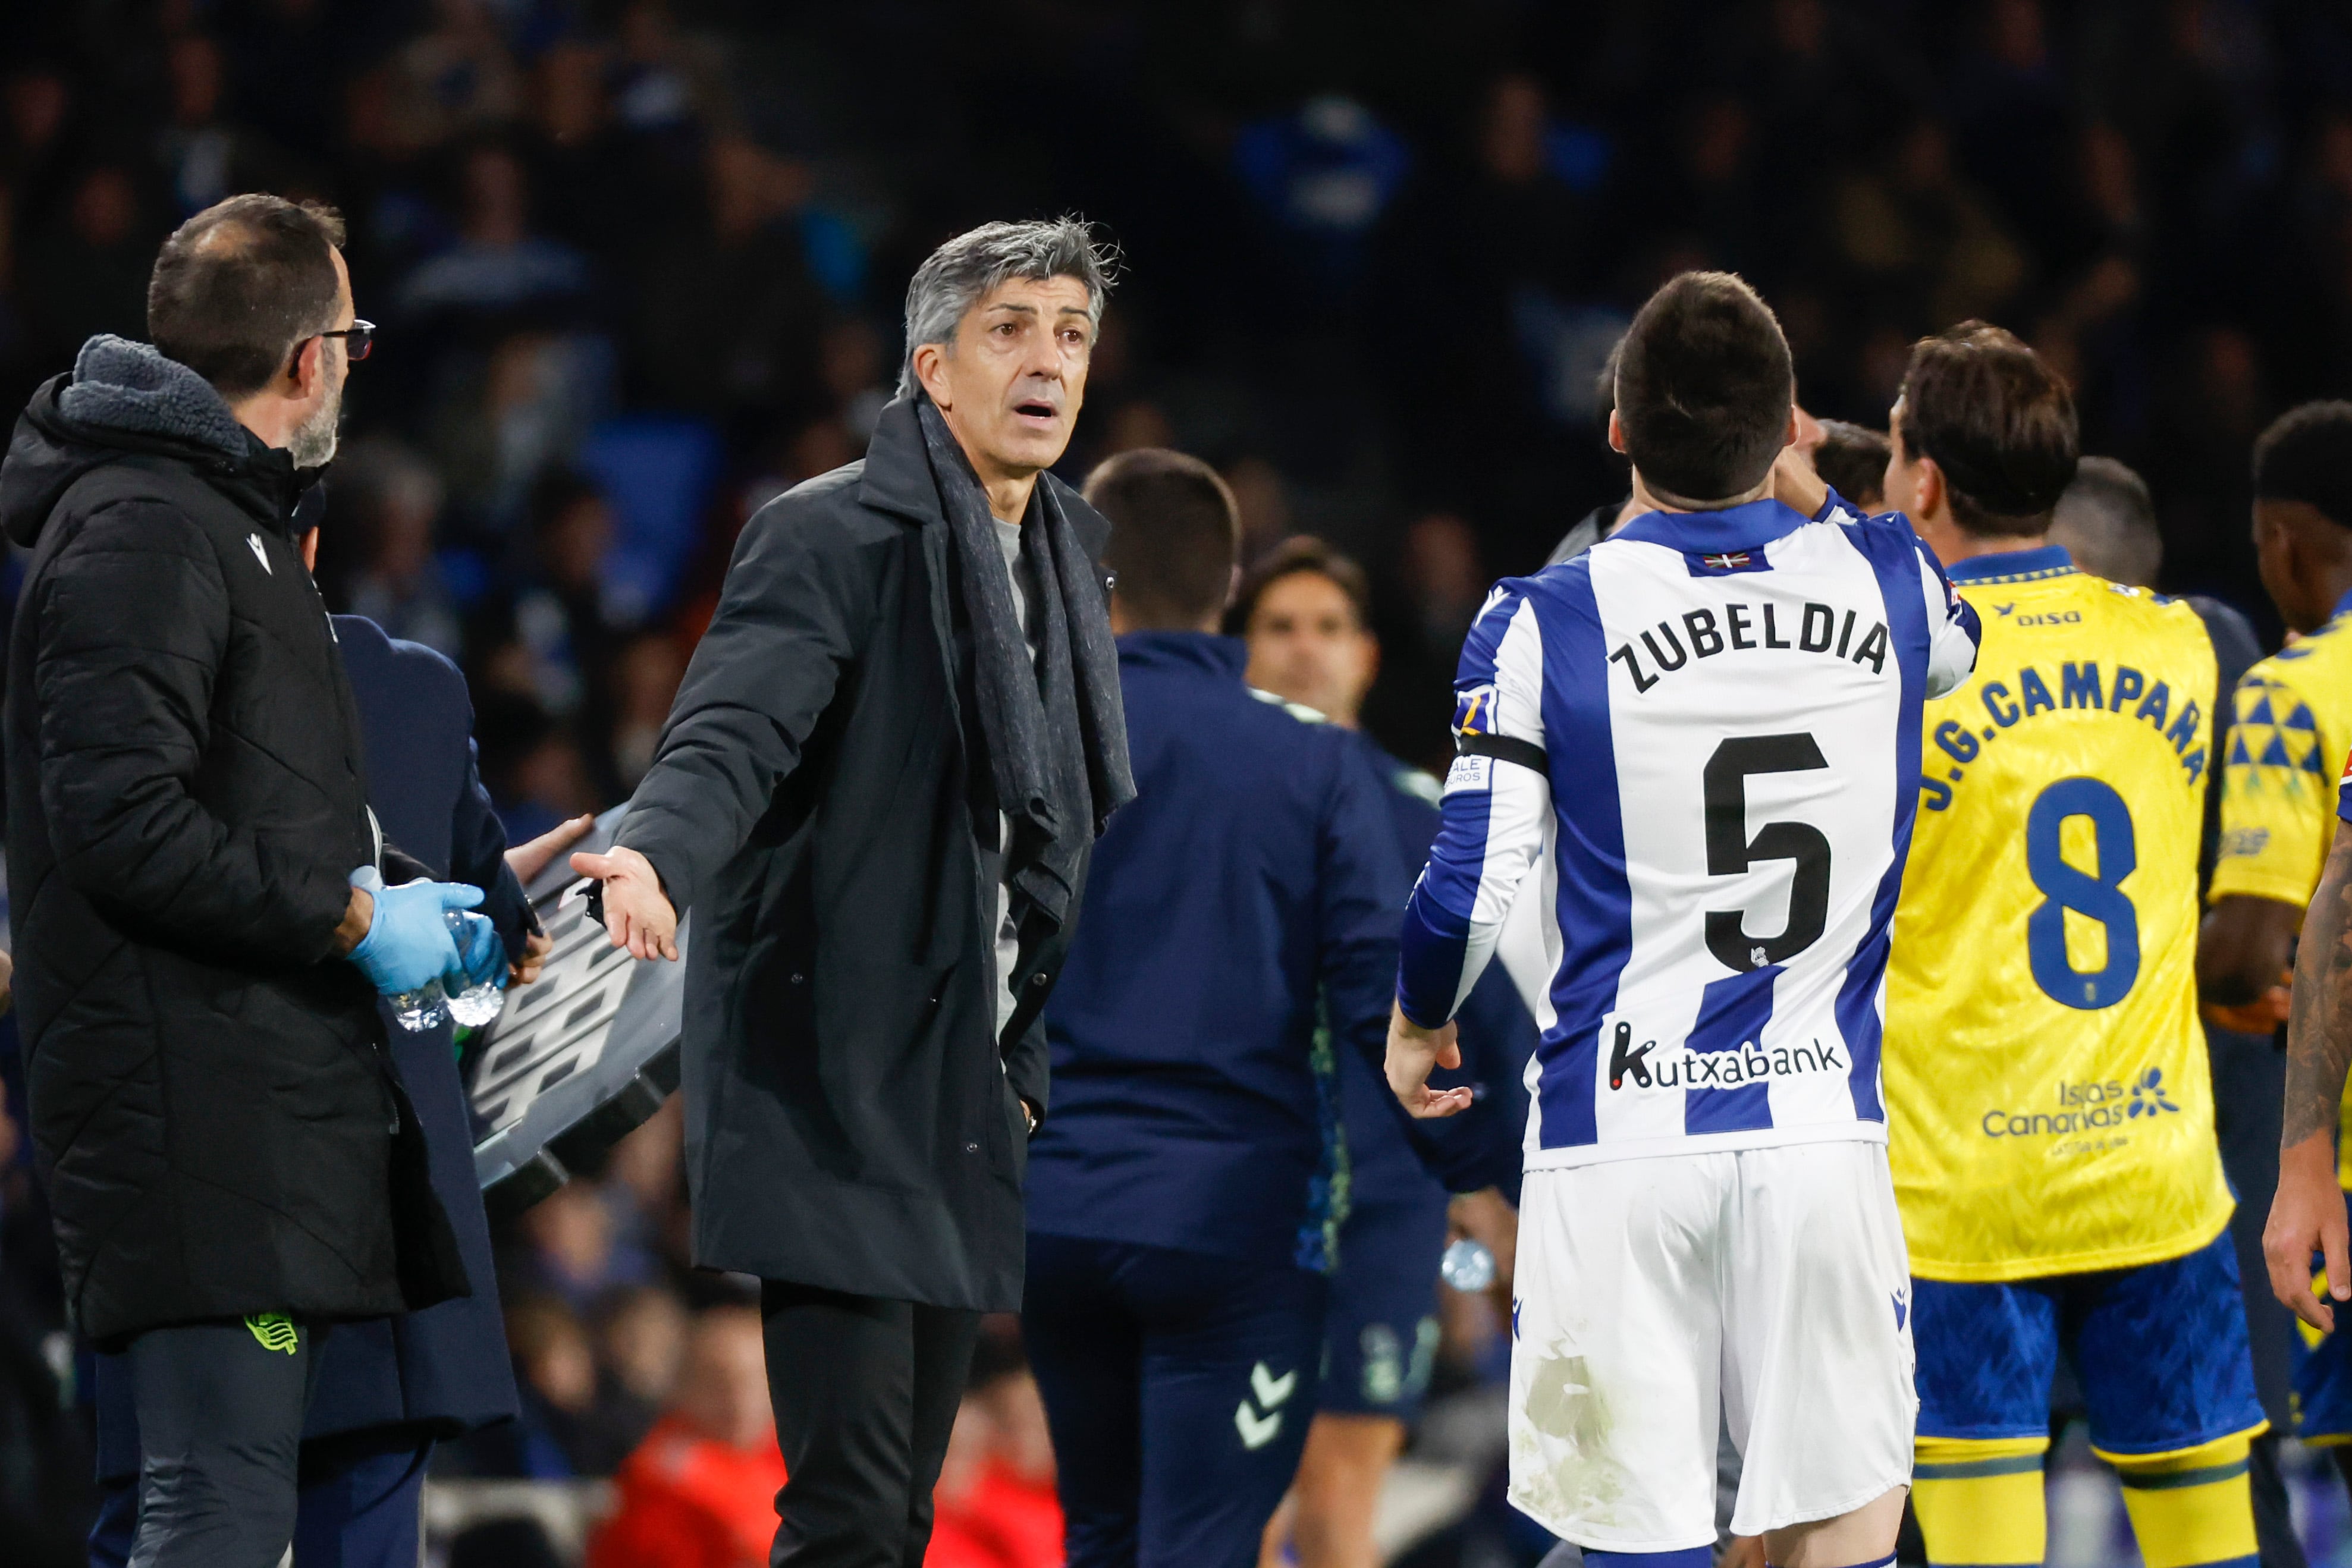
<box><xmin>1024</xmin><ymin>453</ymin><xmax>1509</xmax><ymax>1568</ymax></box>
<box><xmin>1</xmin><ymin>193</ymin><xmax>483</xmax><ymax>1568</ymax></box>
<box><xmin>1882</xmin><ymin>325</ymin><xmax>2262</xmax><ymax>1568</ymax></box>
<box><xmin>2219</xmin><ymin>407</ymin><xmax>2352</xmax><ymax>1498</ymax></box>
<box><xmin>569</xmin><ymin>220</ymin><xmax>1133</xmax><ymax>1567</ymax></box>
<box><xmin>86</xmin><ymin>590</ymin><xmax>588</xmax><ymax>1567</ymax></box>
<box><xmin>1231</xmin><ymin>537</ymin><xmax>1535</xmax><ymax>1568</ymax></box>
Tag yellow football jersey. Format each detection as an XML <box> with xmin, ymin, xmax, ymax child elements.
<box><xmin>2209</xmin><ymin>610</ymin><xmax>2352</xmax><ymax>1183</ymax></box>
<box><xmin>1887</xmin><ymin>549</ymin><xmax>2231</xmax><ymax>1281</ymax></box>
<box><xmin>2210</xmin><ymin>614</ymin><xmax>2352</xmax><ymax>909</ymax></box>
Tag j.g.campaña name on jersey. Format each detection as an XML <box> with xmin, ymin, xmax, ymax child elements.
<box><xmin>1396</xmin><ymin>491</ymin><xmax>1980</xmax><ymax>1171</ymax></box>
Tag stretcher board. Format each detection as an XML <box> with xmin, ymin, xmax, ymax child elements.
<box><xmin>469</xmin><ymin>804</ymin><xmax>685</xmax><ymax>1218</ymax></box>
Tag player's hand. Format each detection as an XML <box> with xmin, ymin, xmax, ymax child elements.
<box><xmin>571</xmin><ymin>845</ymin><xmax>679</xmax><ymax>961</ymax></box>
<box><xmin>2266</xmin><ymin>1132</ymin><xmax>2351</xmax><ymax>1332</ymax></box>
<box><xmin>1386</xmin><ymin>1003</ymin><xmax>1474</xmax><ymax>1118</ymax></box>
<box><xmin>510</xmin><ymin>926</ymin><xmax>556</xmax><ymax>987</ymax></box>
<box><xmin>507</xmin><ymin>813</ymin><xmax>597</xmax><ymax>884</ymax></box>
<box><xmin>1770</xmin><ymin>438</ymin><xmax>1828</xmax><ymax>517</ymax></box>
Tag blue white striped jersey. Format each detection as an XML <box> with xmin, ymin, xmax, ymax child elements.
<box><xmin>1397</xmin><ymin>495</ymin><xmax>1980</xmax><ymax>1170</ymax></box>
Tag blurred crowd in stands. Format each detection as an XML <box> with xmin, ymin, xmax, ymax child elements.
<box><xmin>7</xmin><ymin>0</ymin><xmax>2352</xmax><ymax>1562</ymax></box>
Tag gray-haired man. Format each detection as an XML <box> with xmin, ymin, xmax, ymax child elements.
<box><xmin>570</xmin><ymin>219</ymin><xmax>1133</xmax><ymax>1566</ymax></box>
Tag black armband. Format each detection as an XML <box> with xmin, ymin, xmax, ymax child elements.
<box><xmin>1456</xmin><ymin>733</ymin><xmax>1548</xmax><ymax>775</ymax></box>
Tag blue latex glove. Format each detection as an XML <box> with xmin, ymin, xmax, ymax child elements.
<box><xmin>348</xmin><ymin>866</ymin><xmax>483</xmax><ymax>995</ymax></box>
<box><xmin>447</xmin><ymin>909</ymin><xmax>507</xmax><ymax>992</ymax></box>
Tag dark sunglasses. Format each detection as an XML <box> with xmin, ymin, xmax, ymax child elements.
<box><xmin>290</xmin><ymin>320</ymin><xmax>374</xmax><ymax>374</ymax></box>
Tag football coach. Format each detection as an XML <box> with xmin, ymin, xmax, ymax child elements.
<box><xmin>570</xmin><ymin>218</ymin><xmax>1133</xmax><ymax>1566</ymax></box>
<box><xmin>1</xmin><ymin>194</ymin><xmax>488</xmax><ymax>1567</ymax></box>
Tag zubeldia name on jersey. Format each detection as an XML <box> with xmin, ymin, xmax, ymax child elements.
<box><xmin>1606</xmin><ymin>597</ymin><xmax>1897</xmax><ymax>693</ymax></box>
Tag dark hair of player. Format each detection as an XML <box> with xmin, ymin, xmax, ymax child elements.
<box><xmin>2252</xmin><ymin>401</ymin><xmax>2352</xmax><ymax>530</ymax></box>
<box><xmin>148</xmin><ymin>193</ymin><xmax>347</xmax><ymax>398</ymax></box>
<box><xmin>1224</xmin><ymin>535</ymin><xmax>1372</xmax><ymax>637</ymax></box>
<box><xmin>1613</xmin><ymin>271</ymin><xmax>1794</xmax><ymax>505</ymax></box>
<box><xmin>2049</xmin><ymin>456</ymin><xmax>2161</xmax><ymax>586</ymax></box>
<box><xmin>1084</xmin><ymin>447</ymin><xmax>1241</xmax><ymax>629</ymax></box>
<box><xmin>1895</xmin><ymin>322</ymin><xmax>2078</xmax><ymax>537</ymax></box>
<box><xmin>1812</xmin><ymin>421</ymin><xmax>1891</xmax><ymax>512</ymax></box>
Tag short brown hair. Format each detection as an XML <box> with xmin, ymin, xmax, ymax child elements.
<box><xmin>1614</xmin><ymin>272</ymin><xmax>1794</xmax><ymax>504</ymax></box>
<box><xmin>1811</xmin><ymin>421</ymin><xmax>1890</xmax><ymax>511</ymax></box>
<box><xmin>1896</xmin><ymin>322</ymin><xmax>2078</xmax><ymax>536</ymax></box>
<box><xmin>1085</xmin><ymin>448</ymin><xmax>1241</xmax><ymax>629</ymax></box>
<box><xmin>148</xmin><ymin>193</ymin><xmax>347</xmax><ymax>398</ymax></box>
<box><xmin>1225</xmin><ymin>535</ymin><xmax>1371</xmax><ymax>637</ymax></box>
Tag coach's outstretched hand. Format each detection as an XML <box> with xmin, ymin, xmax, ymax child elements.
<box><xmin>1386</xmin><ymin>1003</ymin><xmax>1475</xmax><ymax>1118</ymax></box>
<box><xmin>571</xmin><ymin>844</ymin><xmax>679</xmax><ymax>961</ymax></box>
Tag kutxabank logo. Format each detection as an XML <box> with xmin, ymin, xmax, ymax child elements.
<box><xmin>1602</xmin><ymin>1019</ymin><xmax>1847</xmax><ymax>1091</ymax></box>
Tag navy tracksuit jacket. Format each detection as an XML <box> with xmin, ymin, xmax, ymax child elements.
<box><xmin>1020</xmin><ymin>632</ymin><xmax>1511</xmax><ymax>1568</ymax></box>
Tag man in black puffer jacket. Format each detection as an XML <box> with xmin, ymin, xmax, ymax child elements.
<box><xmin>0</xmin><ymin>194</ymin><xmax>484</xmax><ymax>1568</ymax></box>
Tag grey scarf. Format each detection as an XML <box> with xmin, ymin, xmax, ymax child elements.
<box><xmin>915</xmin><ymin>397</ymin><xmax>1133</xmax><ymax>928</ymax></box>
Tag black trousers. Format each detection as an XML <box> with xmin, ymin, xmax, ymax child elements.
<box><xmin>125</xmin><ymin>1316</ymin><xmax>325</xmax><ymax>1568</ymax></box>
<box><xmin>760</xmin><ymin>1280</ymin><xmax>982</xmax><ymax>1568</ymax></box>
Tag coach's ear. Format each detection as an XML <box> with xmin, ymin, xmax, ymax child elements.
<box><xmin>1607</xmin><ymin>409</ymin><xmax>1627</xmax><ymax>455</ymax></box>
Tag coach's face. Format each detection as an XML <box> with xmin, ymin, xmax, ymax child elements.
<box><xmin>918</xmin><ymin>275</ymin><xmax>1094</xmax><ymax>484</ymax></box>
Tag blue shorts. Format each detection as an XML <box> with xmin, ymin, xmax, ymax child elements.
<box><xmin>1914</xmin><ymin>1227</ymin><xmax>2266</xmax><ymax>1457</ymax></box>
<box><xmin>1319</xmin><ymin>1195</ymin><xmax>1449</xmax><ymax>1421</ymax></box>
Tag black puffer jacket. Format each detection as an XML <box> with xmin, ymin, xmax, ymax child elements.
<box><xmin>0</xmin><ymin>337</ymin><xmax>467</xmax><ymax>1346</ymax></box>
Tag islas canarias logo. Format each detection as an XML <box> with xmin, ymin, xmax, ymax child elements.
<box><xmin>1980</xmin><ymin>1069</ymin><xmax>2179</xmax><ymax>1138</ymax></box>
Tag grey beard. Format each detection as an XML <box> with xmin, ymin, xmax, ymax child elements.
<box><xmin>287</xmin><ymin>384</ymin><xmax>343</xmax><ymax>469</ymax></box>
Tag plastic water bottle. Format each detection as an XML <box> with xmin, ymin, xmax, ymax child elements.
<box><xmin>444</xmin><ymin>908</ymin><xmax>507</xmax><ymax>1027</ymax></box>
<box><xmin>388</xmin><ymin>978</ymin><xmax>447</xmax><ymax>1033</ymax></box>
<box><xmin>1440</xmin><ymin>1237</ymin><xmax>1497</xmax><ymax>1294</ymax></box>
<box><xmin>388</xmin><ymin>911</ymin><xmax>505</xmax><ymax>1032</ymax></box>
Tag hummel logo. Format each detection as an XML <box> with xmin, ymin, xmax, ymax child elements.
<box><xmin>1234</xmin><ymin>1360</ymin><xmax>1298</xmax><ymax>1450</ymax></box>
<box><xmin>1607</xmin><ymin>1021</ymin><xmax>1654</xmax><ymax>1089</ymax></box>
<box><xmin>247</xmin><ymin>533</ymin><xmax>272</xmax><ymax>574</ymax></box>
<box><xmin>1995</xmin><ymin>602</ymin><xmax>2015</xmax><ymax>617</ymax></box>
<box><xmin>1251</xmin><ymin>1363</ymin><xmax>1297</xmax><ymax>1408</ymax></box>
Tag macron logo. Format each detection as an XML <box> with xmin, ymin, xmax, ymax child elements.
<box><xmin>246</xmin><ymin>533</ymin><xmax>272</xmax><ymax>574</ymax></box>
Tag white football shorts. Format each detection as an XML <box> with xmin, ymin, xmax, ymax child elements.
<box><xmin>1508</xmin><ymin>1140</ymin><xmax>1916</xmax><ymax>1549</ymax></box>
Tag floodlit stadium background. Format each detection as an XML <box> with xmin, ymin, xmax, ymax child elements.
<box><xmin>3</xmin><ymin>1</ymin><xmax>2352</xmax><ymax>1563</ymax></box>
